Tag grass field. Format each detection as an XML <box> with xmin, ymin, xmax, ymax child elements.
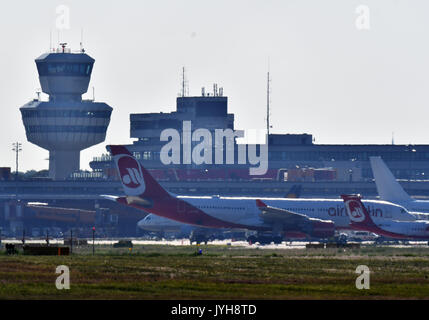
<box><xmin>1</xmin><ymin>244</ymin><xmax>429</xmax><ymax>299</ymax></box>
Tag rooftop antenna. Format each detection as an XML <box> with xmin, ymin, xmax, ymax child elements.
<box><xmin>80</xmin><ymin>28</ymin><xmax>85</xmax><ymax>53</ymax></box>
<box><xmin>266</xmin><ymin>71</ymin><xmax>272</xmax><ymax>136</ymax></box>
<box><xmin>60</xmin><ymin>42</ymin><xmax>67</xmax><ymax>53</ymax></box>
<box><xmin>266</xmin><ymin>57</ymin><xmax>273</xmax><ymax>137</ymax></box>
<box><xmin>392</xmin><ymin>132</ymin><xmax>395</xmax><ymax>145</ymax></box>
<box><xmin>181</xmin><ymin>67</ymin><xmax>186</xmax><ymax>97</ymax></box>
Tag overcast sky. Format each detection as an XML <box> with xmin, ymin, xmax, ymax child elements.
<box><xmin>0</xmin><ymin>0</ymin><xmax>428</xmax><ymax>172</ymax></box>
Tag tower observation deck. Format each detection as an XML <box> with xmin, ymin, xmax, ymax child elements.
<box><xmin>20</xmin><ymin>45</ymin><xmax>112</xmax><ymax>180</ymax></box>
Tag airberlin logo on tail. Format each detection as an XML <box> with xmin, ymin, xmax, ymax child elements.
<box><xmin>115</xmin><ymin>155</ymin><xmax>146</xmax><ymax>196</ymax></box>
<box><xmin>345</xmin><ymin>200</ymin><xmax>366</xmax><ymax>223</ymax></box>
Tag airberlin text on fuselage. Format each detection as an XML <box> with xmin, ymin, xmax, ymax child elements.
<box><xmin>327</xmin><ymin>205</ymin><xmax>382</xmax><ymax>217</ymax></box>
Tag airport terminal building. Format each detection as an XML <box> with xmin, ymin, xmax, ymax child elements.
<box><xmin>89</xmin><ymin>88</ymin><xmax>429</xmax><ymax>186</ymax></box>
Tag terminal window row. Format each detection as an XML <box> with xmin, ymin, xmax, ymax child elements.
<box><xmin>268</xmin><ymin>151</ymin><xmax>429</xmax><ymax>161</ymax></box>
<box><xmin>25</xmin><ymin>125</ymin><xmax>108</xmax><ymax>133</ymax></box>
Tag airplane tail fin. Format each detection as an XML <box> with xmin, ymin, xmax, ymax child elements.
<box><xmin>107</xmin><ymin>145</ymin><xmax>169</xmax><ymax>199</ymax></box>
<box><xmin>341</xmin><ymin>194</ymin><xmax>378</xmax><ymax>229</ymax></box>
<box><xmin>369</xmin><ymin>156</ymin><xmax>412</xmax><ymax>203</ymax></box>
<box><xmin>285</xmin><ymin>185</ymin><xmax>302</xmax><ymax>198</ymax></box>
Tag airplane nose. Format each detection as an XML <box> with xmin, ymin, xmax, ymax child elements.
<box><xmin>137</xmin><ymin>219</ymin><xmax>146</xmax><ymax>229</ymax></box>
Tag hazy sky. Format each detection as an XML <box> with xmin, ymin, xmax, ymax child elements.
<box><xmin>0</xmin><ymin>0</ymin><xmax>428</xmax><ymax>172</ymax></box>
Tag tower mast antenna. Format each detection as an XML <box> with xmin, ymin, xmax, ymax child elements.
<box><xmin>182</xmin><ymin>67</ymin><xmax>186</xmax><ymax>97</ymax></box>
<box><xmin>80</xmin><ymin>28</ymin><xmax>84</xmax><ymax>52</ymax></box>
<box><xmin>266</xmin><ymin>71</ymin><xmax>271</xmax><ymax>136</ymax></box>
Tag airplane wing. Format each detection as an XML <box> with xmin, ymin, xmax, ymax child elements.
<box><xmin>101</xmin><ymin>194</ymin><xmax>153</xmax><ymax>207</ymax></box>
<box><xmin>256</xmin><ymin>199</ymin><xmax>310</xmax><ymax>224</ymax></box>
<box><xmin>100</xmin><ymin>195</ymin><xmax>120</xmax><ymax>202</ymax></box>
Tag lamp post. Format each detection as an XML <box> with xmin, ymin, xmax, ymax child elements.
<box><xmin>12</xmin><ymin>142</ymin><xmax>22</xmax><ymax>180</ymax></box>
<box><xmin>92</xmin><ymin>227</ymin><xmax>95</xmax><ymax>255</ymax></box>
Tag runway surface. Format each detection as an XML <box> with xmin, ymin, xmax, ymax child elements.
<box><xmin>2</xmin><ymin>238</ymin><xmax>428</xmax><ymax>249</ymax></box>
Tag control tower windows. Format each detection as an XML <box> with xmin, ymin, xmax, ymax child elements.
<box><xmin>38</xmin><ymin>63</ymin><xmax>92</xmax><ymax>76</ymax></box>
<box><xmin>21</xmin><ymin>109</ymin><xmax>111</xmax><ymax>118</ymax></box>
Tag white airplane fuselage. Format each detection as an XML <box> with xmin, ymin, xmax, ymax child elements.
<box><xmin>371</xmin><ymin>219</ymin><xmax>429</xmax><ymax>238</ymax></box>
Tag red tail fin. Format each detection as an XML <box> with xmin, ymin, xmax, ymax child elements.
<box><xmin>341</xmin><ymin>194</ymin><xmax>377</xmax><ymax>228</ymax></box>
<box><xmin>108</xmin><ymin>145</ymin><xmax>169</xmax><ymax>199</ymax></box>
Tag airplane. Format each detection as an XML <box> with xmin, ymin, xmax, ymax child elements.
<box><xmin>342</xmin><ymin>194</ymin><xmax>429</xmax><ymax>240</ymax></box>
<box><xmin>105</xmin><ymin>145</ymin><xmax>417</xmax><ymax>244</ymax></box>
<box><xmin>370</xmin><ymin>156</ymin><xmax>429</xmax><ymax>218</ymax></box>
<box><xmin>137</xmin><ymin>184</ymin><xmax>303</xmax><ymax>242</ymax></box>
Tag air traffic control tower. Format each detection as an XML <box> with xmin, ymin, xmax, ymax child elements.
<box><xmin>20</xmin><ymin>44</ymin><xmax>112</xmax><ymax>180</ymax></box>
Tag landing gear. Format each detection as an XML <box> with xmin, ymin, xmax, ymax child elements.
<box><xmin>272</xmin><ymin>236</ymin><xmax>283</xmax><ymax>244</ymax></box>
<box><xmin>335</xmin><ymin>233</ymin><xmax>348</xmax><ymax>245</ymax></box>
<box><xmin>247</xmin><ymin>234</ymin><xmax>283</xmax><ymax>245</ymax></box>
<box><xmin>375</xmin><ymin>237</ymin><xmax>385</xmax><ymax>245</ymax></box>
<box><xmin>189</xmin><ymin>231</ymin><xmax>208</xmax><ymax>245</ymax></box>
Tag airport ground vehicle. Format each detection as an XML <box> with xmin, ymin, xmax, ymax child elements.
<box><xmin>344</xmin><ymin>231</ymin><xmax>380</xmax><ymax>242</ymax></box>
